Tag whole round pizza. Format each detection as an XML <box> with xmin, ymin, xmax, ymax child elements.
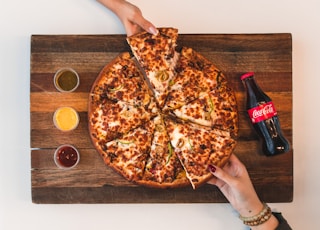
<box><xmin>88</xmin><ymin>28</ymin><xmax>238</xmax><ymax>189</ymax></box>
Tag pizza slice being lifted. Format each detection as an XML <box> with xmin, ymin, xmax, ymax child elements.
<box><xmin>165</xmin><ymin>116</ymin><xmax>236</xmax><ymax>189</ymax></box>
<box><xmin>127</xmin><ymin>27</ymin><xmax>179</xmax><ymax>108</ymax></box>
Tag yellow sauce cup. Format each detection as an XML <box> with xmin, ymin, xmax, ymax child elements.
<box><xmin>53</xmin><ymin>107</ymin><xmax>79</xmax><ymax>131</ymax></box>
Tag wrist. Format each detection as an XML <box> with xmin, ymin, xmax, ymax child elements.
<box><xmin>239</xmin><ymin>203</ymin><xmax>271</xmax><ymax>226</ymax></box>
<box><xmin>237</xmin><ymin>200</ymin><xmax>264</xmax><ymax>217</ymax></box>
<box><xmin>239</xmin><ymin>203</ymin><xmax>278</xmax><ymax>229</ymax></box>
<box><xmin>250</xmin><ymin>214</ymin><xmax>279</xmax><ymax>230</ymax></box>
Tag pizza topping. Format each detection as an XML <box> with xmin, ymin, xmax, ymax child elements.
<box><xmin>155</xmin><ymin>70</ymin><xmax>169</xmax><ymax>82</ymax></box>
<box><xmin>176</xmin><ymin>138</ymin><xmax>185</xmax><ymax>148</ymax></box>
<box><xmin>116</xmin><ymin>139</ymin><xmax>134</xmax><ymax>145</ymax></box>
<box><xmin>188</xmin><ymin>137</ymin><xmax>194</xmax><ymax>150</ymax></box>
<box><xmin>109</xmin><ymin>84</ymin><xmax>124</xmax><ymax>92</ymax></box>
<box><xmin>166</xmin><ymin>142</ymin><xmax>173</xmax><ymax>164</ymax></box>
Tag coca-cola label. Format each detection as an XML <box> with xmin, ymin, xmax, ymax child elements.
<box><xmin>247</xmin><ymin>102</ymin><xmax>277</xmax><ymax>123</ymax></box>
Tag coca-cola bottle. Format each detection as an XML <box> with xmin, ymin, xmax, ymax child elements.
<box><xmin>240</xmin><ymin>72</ymin><xmax>290</xmax><ymax>156</ymax></box>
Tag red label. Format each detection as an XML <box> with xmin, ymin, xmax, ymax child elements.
<box><xmin>247</xmin><ymin>102</ymin><xmax>277</xmax><ymax>123</ymax></box>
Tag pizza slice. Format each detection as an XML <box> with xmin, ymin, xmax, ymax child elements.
<box><xmin>91</xmin><ymin>52</ymin><xmax>158</xmax><ymax>113</ymax></box>
<box><xmin>171</xmin><ymin>85</ymin><xmax>238</xmax><ymax>136</ymax></box>
<box><xmin>127</xmin><ymin>27</ymin><xmax>179</xmax><ymax>108</ymax></box>
<box><xmin>88</xmin><ymin>98</ymin><xmax>154</xmax><ymax>143</ymax></box>
<box><xmin>138</xmin><ymin>115</ymin><xmax>188</xmax><ymax>188</ymax></box>
<box><xmin>165</xmin><ymin>117</ymin><xmax>236</xmax><ymax>189</ymax></box>
<box><xmin>101</xmin><ymin>121</ymin><xmax>155</xmax><ymax>181</ymax></box>
<box><xmin>164</xmin><ymin>47</ymin><xmax>228</xmax><ymax>111</ymax></box>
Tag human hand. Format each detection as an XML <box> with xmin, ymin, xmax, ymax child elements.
<box><xmin>97</xmin><ymin>0</ymin><xmax>158</xmax><ymax>36</ymax></box>
<box><xmin>208</xmin><ymin>154</ymin><xmax>279</xmax><ymax>229</ymax></box>
<box><xmin>208</xmin><ymin>154</ymin><xmax>263</xmax><ymax>217</ymax></box>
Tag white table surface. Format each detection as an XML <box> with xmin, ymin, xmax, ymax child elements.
<box><xmin>1</xmin><ymin>0</ymin><xmax>319</xmax><ymax>229</ymax></box>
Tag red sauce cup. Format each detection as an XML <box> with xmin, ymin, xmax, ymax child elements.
<box><xmin>54</xmin><ymin>144</ymin><xmax>80</xmax><ymax>169</ymax></box>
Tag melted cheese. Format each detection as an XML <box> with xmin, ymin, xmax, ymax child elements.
<box><xmin>173</xmin><ymin>105</ymin><xmax>212</xmax><ymax>127</ymax></box>
<box><xmin>169</xmin><ymin>127</ymin><xmax>186</xmax><ymax>149</ymax></box>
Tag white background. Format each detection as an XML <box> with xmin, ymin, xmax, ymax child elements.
<box><xmin>1</xmin><ymin>0</ymin><xmax>320</xmax><ymax>229</ymax></box>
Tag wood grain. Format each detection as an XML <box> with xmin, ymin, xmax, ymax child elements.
<box><xmin>30</xmin><ymin>33</ymin><xmax>293</xmax><ymax>203</ymax></box>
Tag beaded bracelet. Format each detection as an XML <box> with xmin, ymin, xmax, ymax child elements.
<box><xmin>239</xmin><ymin>203</ymin><xmax>272</xmax><ymax>226</ymax></box>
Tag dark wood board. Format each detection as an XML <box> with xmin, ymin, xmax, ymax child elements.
<box><xmin>30</xmin><ymin>33</ymin><xmax>293</xmax><ymax>204</ymax></box>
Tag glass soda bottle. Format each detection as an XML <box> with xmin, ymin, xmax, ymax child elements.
<box><xmin>240</xmin><ymin>72</ymin><xmax>290</xmax><ymax>156</ymax></box>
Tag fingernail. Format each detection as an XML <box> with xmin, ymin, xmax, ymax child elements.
<box><xmin>149</xmin><ymin>27</ymin><xmax>158</xmax><ymax>35</ymax></box>
<box><xmin>208</xmin><ymin>164</ymin><xmax>216</xmax><ymax>173</ymax></box>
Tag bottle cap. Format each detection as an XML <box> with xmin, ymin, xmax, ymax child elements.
<box><xmin>240</xmin><ymin>72</ymin><xmax>255</xmax><ymax>80</ymax></box>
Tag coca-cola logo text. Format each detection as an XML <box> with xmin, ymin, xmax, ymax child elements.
<box><xmin>248</xmin><ymin>102</ymin><xmax>277</xmax><ymax>123</ymax></box>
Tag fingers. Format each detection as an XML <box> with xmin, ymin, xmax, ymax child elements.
<box><xmin>208</xmin><ymin>154</ymin><xmax>243</xmax><ymax>187</ymax></box>
<box><xmin>207</xmin><ymin>176</ymin><xmax>218</xmax><ymax>185</ymax></box>
<box><xmin>208</xmin><ymin>163</ymin><xmax>235</xmax><ymax>189</ymax></box>
<box><xmin>139</xmin><ymin>20</ymin><xmax>158</xmax><ymax>35</ymax></box>
<box><xmin>124</xmin><ymin>3</ymin><xmax>158</xmax><ymax>36</ymax></box>
<box><xmin>123</xmin><ymin>16</ymin><xmax>157</xmax><ymax>36</ymax></box>
<box><xmin>123</xmin><ymin>23</ymin><xmax>141</xmax><ymax>37</ymax></box>
<box><xmin>228</xmin><ymin>154</ymin><xmax>242</xmax><ymax>166</ymax></box>
<box><xmin>133</xmin><ymin>14</ymin><xmax>158</xmax><ymax>35</ymax></box>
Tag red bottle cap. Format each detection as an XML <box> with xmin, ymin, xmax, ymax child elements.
<box><xmin>240</xmin><ymin>72</ymin><xmax>255</xmax><ymax>80</ymax></box>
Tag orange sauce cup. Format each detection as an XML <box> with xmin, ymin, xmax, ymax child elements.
<box><xmin>53</xmin><ymin>107</ymin><xmax>79</xmax><ymax>131</ymax></box>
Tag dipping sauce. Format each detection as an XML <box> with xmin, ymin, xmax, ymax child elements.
<box><xmin>53</xmin><ymin>107</ymin><xmax>79</xmax><ymax>131</ymax></box>
<box><xmin>54</xmin><ymin>68</ymin><xmax>79</xmax><ymax>92</ymax></box>
<box><xmin>54</xmin><ymin>145</ymin><xmax>80</xmax><ymax>169</ymax></box>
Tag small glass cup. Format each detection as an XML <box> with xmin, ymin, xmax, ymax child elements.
<box><xmin>53</xmin><ymin>106</ymin><xmax>80</xmax><ymax>132</ymax></box>
<box><xmin>54</xmin><ymin>68</ymin><xmax>80</xmax><ymax>92</ymax></box>
<box><xmin>54</xmin><ymin>144</ymin><xmax>80</xmax><ymax>169</ymax></box>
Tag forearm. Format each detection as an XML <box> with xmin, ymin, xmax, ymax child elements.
<box><xmin>97</xmin><ymin>0</ymin><xmax>124</xmax><ymax>16</ymax></box>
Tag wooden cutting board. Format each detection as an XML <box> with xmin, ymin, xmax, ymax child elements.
<box><xmin>30</xmin><ymin>34</ymin><xmax>293</xmax><ymax>204</ymax></box>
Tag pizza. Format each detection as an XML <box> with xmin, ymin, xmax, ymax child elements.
<box><xmin>127</xmin><ymin>27</ymin><xmax>179</xmax><ymax>108</ymax></box>
<box><xmin>88</xmin><ymin>27</ymin><xmax>238</xmax><ymax>189</ymax></box>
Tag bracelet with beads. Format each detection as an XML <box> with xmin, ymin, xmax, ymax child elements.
<box><xmin>239</xmin><ymin>203</ymin><xmax>272</xmax><ymax>226</ymax></box>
